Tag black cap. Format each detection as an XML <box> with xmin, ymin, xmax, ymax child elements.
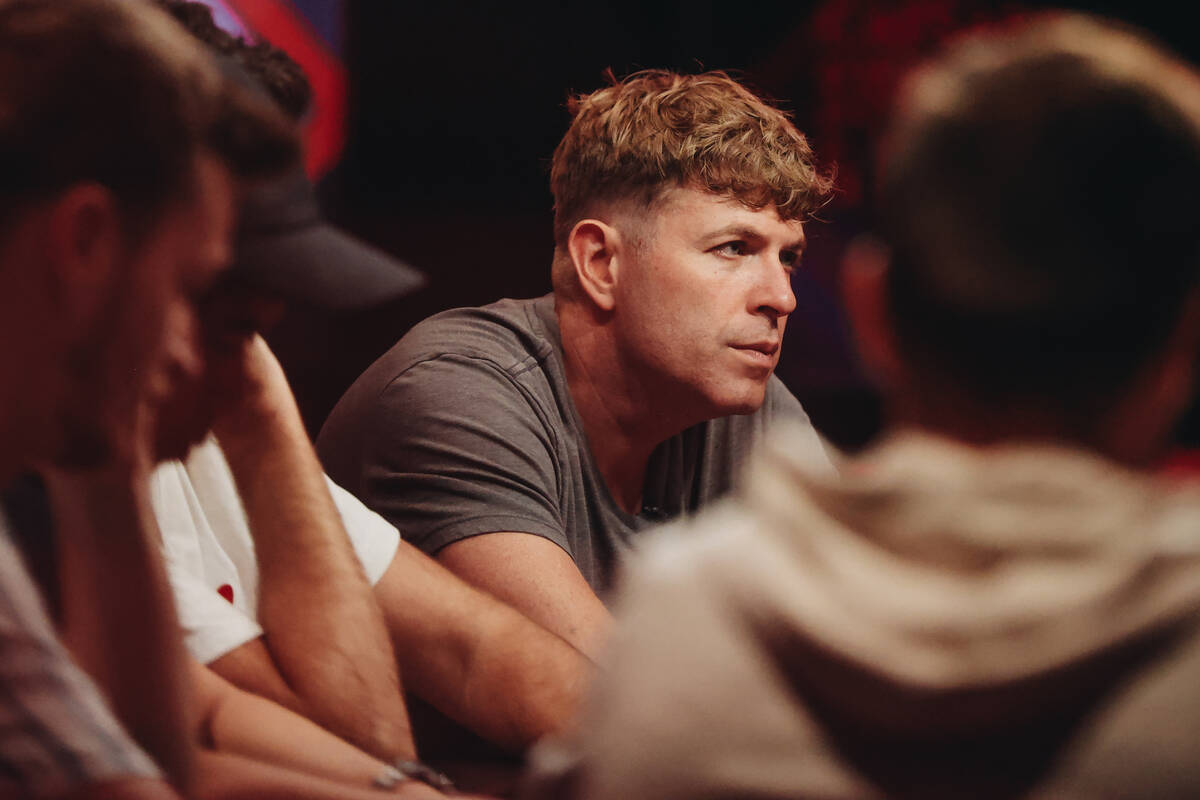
<box><xmin>231</xmin><ymin>166</ymin><xmax>426</xmax><ymax>311</ymax></box>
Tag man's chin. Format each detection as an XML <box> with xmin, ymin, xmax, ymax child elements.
<box><xmin>709</xmin><ymin>386</ymin><xmax>769</xmax><ymax>418</ymax></box>
<box><xmin>50</xmin><ymin>419</ymin><xmax>113</xmax><ymax>471</ymax></box>
<box><xmin>50</xmin><ymin>440</ymin><xmax>112</xmax><ymax>471</ymax></box>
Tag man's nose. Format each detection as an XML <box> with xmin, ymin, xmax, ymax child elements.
<box><xmin>752</xmin><ymin>256</ymin><xmax>797</xmax><ymax>319</ymax></box>
<box><xmin>163</xmin><ymin>306</ymin><xmax>205</xmax><ymax>385</ymax></box>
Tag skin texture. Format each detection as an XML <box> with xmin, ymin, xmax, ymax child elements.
<box><xmin>372</xmin><ymin>539</ymin><xmax>588</xmax><ymax>750</ymax></box>
<box><xmin>191</xmin><ymin>662</ymin><xmax>485</xmax><ymax>798</ymax></box>
<box><xmin>604</xmin><ymin>188</ymin><xmax>803</xmax><ymax>425</ymax></box>
<box><xmin>436</xmin><ymin>186</ymin><xmax>805</xmax><ymax>660</ymax></box>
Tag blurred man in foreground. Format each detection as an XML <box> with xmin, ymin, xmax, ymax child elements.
<box><xmin>0</xmin><ymin>0</ymin><xmax>296</xmax><ymax>795</ymax></box>
<box><xmin>529</xmin><ymin>14</ymin><xmax>1200</xmax><ymax>800</ymax></box>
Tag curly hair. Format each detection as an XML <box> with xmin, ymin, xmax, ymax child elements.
<box><xmin>155</xmin><ymin>0</ymin><xmax>312</xmax><ymax>121</ymax></box>
<box><xmin>550</xmin><ymin>69</ymin><xmax>832</xmax><ymax>251</ymax></box>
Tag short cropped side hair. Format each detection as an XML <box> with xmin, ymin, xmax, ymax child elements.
<box><xmin>880</xmin><ymin>14</ymin><xmax>1200</xmax><ymax>413</ymax></box>
<box><xmin>0</xmin><ymin>0</ymin><xmax>299</xmax><ymax>236</ymax></box>
<box><xmin>550</xmin><ymin>70</ymin><xmax>831</xmax><ymax>252</ymax></box>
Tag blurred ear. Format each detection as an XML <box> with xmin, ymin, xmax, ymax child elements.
<box><xmin>1106</xmin><ymin>286</ymin><xmax>1200</xmax><ymax>463</ymax></box>
<box><xmin>567</xmin><ymin>218</ymin><xmax>623</xmax><ymax>311</ymax></box>
<box><xmin>44</xmin><ymin>183</ymin><xmax>124</xmax><ymax>329</ymax></box>
<box><xmin>841</xmin><ymin>236</ymin><xmax>905</xmax><ymax>388</ymax></box>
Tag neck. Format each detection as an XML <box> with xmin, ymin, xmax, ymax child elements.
<box><xmin>0</xmin><ymin>269</ymin><xmax>61</xmax><ymax>487</ymax></box>
<box><xmin>558</xmin><ymin>303</ymin><xmax>691</xmax><ymax>514</ymax></box>
<box><xmin>890</xmin><ymin>388</ymin><xmax>1167</xmax><ymax>468</ymax></box>
<box><xmin>0</xmin><ymin>393</ymin><xmax>37</xmax><ymax>487</ymax></box>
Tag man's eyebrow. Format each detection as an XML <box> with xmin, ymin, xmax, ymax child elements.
<box><xmin>703</xmin><ymin>224</ymin><xmax>807</xmax><ymax>252</ymax></box>
<box><xmin>703</xmin><ymin>224</ymin><xmax>767</xmax><ymax>243</ymax></box>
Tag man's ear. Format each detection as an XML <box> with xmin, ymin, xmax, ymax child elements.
<box><xmin>1106</xmin><ymin>286</ymin><xmax>1200</xmax><ymax>463</ymax></box>
<box><xmin>44</xmin><ymin>183</ymin><xmax>124</xmax><ymax>326</ymax></box>
<box><xmin>567</xmin><ymin>218</ymin><xmax>622</xmax><ymax>311</ymax></box>
<box><xmin>842</xmin><ymin>236</ymin><xmax>905</xmax><ymax>389</ymax></box>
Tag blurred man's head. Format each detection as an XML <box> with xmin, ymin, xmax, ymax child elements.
<box><xmin>0</xmin><ymin>0</ymin><xmax>298</xmax><ymax>472</ymax></box>
<box><xmin>550</xmin><ymin>71</ymin><xmax>831</xmax><ymax>424</ymax></box>
<box><xmin>848</xmin><ymin>14</ymin><xmax>1200</xmax><ymax>463</ymax></box>
<box><xmin>150</xmin><ymin>0</ymin><xmax>423</xmax><ymax>460</ymax></box>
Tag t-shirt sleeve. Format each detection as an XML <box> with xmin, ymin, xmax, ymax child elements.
<box><xmin>160</xmin><ymin>559</ymin><xmax>264</xmax><ymax>665</ymax></box>
<box><xmin>0</xmin><ymin>524</ymin><xmax>162</xmax><ymax>797</ymax></box>
<box><xmin>149</xmin><ymin>461</ymin><xmax>263</xmax><ymax>665</ymax></box>
<box><xmin>324</xmin><ymin>476</ymin><xmax>400</xmax><ymax>585</ymax></box>
<box><xmin>762</xmin><ymin>378</ymin><xmax>836</xmax><ymax>474</ymax></box>
<box><xmin>360</xmin><ymin>354</ymin><xmax>567</xmax><ymax>556</ymax></box>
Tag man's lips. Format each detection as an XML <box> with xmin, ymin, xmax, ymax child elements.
<box><xmin>731</xmin><ymin>340</ymin><xmax>780</xmax><ymax>356</ymax></box>
<box><xmin>730</xmin><ymin>341</ymin><xmax>780</xmax><ymax>365</ymax></box>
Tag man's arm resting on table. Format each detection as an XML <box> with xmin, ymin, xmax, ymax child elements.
<box><xmin>191</xmin><ymin>751</ymin><xmax>455</xmax><ymax>800</ymax></box>
<box><xmin>206</xmin><ymin>637</ymin><xmax>318</xmax><ymax>718</ymax></box>
<box><xmin>374</xmin><ymin>539</ymin><xmax>593</xmax><ymax>751</ymax></box>
<box><xmin>435</xmin><ymin>532</ymin><xmax>611</xmax><ymax>663</ymax></box>
<box><xmin>52</xmin><ymin>778</ymin><xmax>182</xmax><ymax>800</ymax></box>
<box><xmin>192</xmin><ymin>660</ymin><xmax>460</xmax><ymax>794</ymax></box>
<box><xmin>211</xmin><ymin>337</ymin><xmax>414</xmax><ymax>761</ymax></box>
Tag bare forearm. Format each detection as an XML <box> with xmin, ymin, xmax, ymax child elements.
<box><xmin>196</xmin><ymin>662</ymin><xmax>391</xmax><ymax>788</ymax></box>
<box><xmin>213</xmin><ymin>355</ymin><xmax>413</xmax><ymax>760</ymax></box>
<box><xmin>378</xmin><ymin>543</ymin><xmax>591</xmax><ymax>750</ymax></box>
<box><xmin>50</xmin><ymin>468</ymin><xmax>194</xmax><ymax>786</ymax></box>
<box><xmin>192</xmin><ymin>751</ymin><xmax>450</xmax><ymax>800</ymax></box>
<box><xmin>55</xmin><ymin>777</ymin><xmax>183</xmax><ymax>800</ymax></box>
<box><xmin>455</xmin><ymin>604</ymin><xmax>591</xmax><ymax>748</ymax></box>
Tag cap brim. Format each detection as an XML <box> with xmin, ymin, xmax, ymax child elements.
<box><xmin>234</xmin><ymin>222</ymin><xmax>427</xmax><ymax>312</ymax></box>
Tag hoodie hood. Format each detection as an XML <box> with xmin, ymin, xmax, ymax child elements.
<box><xmin>528</xmin><ymin>424</ymin><xmax>1200</xmax><ymax>800</ymax></box>
<box><xmin>724</xmin><ymin>425</ymin><xmax>1200</xmax><ymax>742</ymax></box>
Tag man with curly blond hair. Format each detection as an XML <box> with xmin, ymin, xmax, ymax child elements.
<box><xmin>319</xmin><ymin>70</ymin><xmax>833</xmax><ymax>659</ymax></box>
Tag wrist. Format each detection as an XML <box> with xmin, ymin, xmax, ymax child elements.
<box><xmin>211</xmin><ymin>388</ymin><xmax>285</xmax><ymax>434</ymax></box>
<box><xmin>373</xmin><ymin>760</ymin><xmax>456</xmax><ymax>794</ymax></box>
<box><xmin>211</xmin><ymin>400</ymin><xmax>302</xmax><ymax>463</ymax></box>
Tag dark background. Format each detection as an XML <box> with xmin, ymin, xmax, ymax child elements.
<box><xmin>271</xmin><ymin>0</ymin><xmax>1200</xmax><ymax>452</ymax></box>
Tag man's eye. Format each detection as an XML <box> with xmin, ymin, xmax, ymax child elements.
<box><xmin>713</xmin><ymin>241</ymin><xmax>747</xmax><ymax>257</ymax></box>
<box><xmin>780</xmin><ymin>250</ymin><xmax>801</xmax><ymax>271</ymax></box>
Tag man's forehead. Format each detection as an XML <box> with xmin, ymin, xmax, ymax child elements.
<box><xmin>653</xmin><ymin>185</ymin><xmax>806</xmax><ymax>239</ymax></box>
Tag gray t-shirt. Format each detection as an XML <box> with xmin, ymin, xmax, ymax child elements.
<box><xmin>318</xmin><ymin>294</ymin><xmax>827</xmax><ymax>592</ymax></box>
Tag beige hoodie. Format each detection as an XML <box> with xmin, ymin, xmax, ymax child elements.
<box><xmin>528</xmin><ymin>423</ymin><xmax>1200</xmax><ymax>800</ymax></box>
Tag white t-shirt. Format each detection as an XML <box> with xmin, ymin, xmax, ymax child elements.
<box><xmin>150</xmin><ymin>437</ymin><xmax>401</xmax><ymax>664</ymax></box>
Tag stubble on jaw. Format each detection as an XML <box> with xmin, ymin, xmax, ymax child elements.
<box><xmin>51</xmin><ymin>262</ymin><xmax>153</xmax><ymax>470</ymax></box>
